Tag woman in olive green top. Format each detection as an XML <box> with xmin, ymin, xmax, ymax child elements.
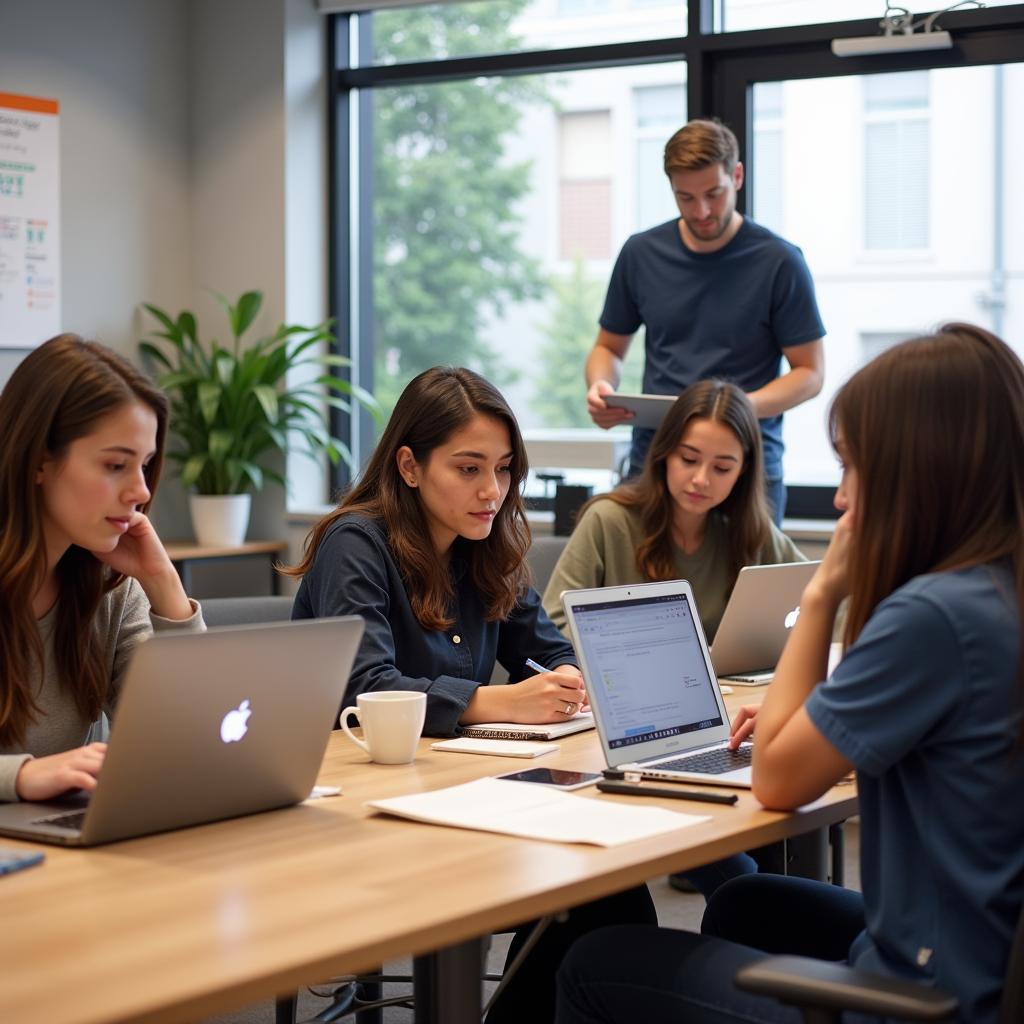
<box><xmin>543</xmin><ymin>379</ymin><xmax>803</xmax><ymax>640</ymax></box>
<box><xmin>543</xmin><ymin>380</ymin><xmax>804</xmax><ymax>898</ymax></box>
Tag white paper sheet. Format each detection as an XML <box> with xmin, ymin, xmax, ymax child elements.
<box><xmin>366</xmin><ymin>777</ymin><xmax>709</xmax><ymax>847</ymax></box>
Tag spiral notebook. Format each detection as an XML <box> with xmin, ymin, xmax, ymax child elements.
<box><xmin>460</xmin><ymin>712</ymin><xmax>594</xmax><ymax>741</ymax></box>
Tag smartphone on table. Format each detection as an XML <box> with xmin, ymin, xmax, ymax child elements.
<box><xmin>495</xmin><ymin>767</ymin><xmax>600</xmax><ymax>791</ymax></box>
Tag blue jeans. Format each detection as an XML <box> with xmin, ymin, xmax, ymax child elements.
<box><xmin>679</xmin><ymin>851</ymin><xmax>758</xmax><ymax>898</ymax></box>
<box><xmin>556</xmin><ymin>874</ymin><xmax>866</xmax><ymax>1023</ymax></box>
<box><xmin>765</xmin><ymin>476</ymin><xmax>785</xmax><ymax>526</ymax></box>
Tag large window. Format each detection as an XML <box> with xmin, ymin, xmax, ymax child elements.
<box><xmin>331</xmin><ymin>1</ymin><xmax>1024</xmax><ymax>514</ymax></box>
<box><xmin>354</xmin><ymin>3</ymin><xmax>687</xmax><ymax>446</ymax></box>
<box><xmin>751</xmin><ymin>64</ymin><xmax>1022</xmax><ymax>487</ymax></box>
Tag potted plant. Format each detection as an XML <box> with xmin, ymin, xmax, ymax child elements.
<box><xmin>139</xmin><ymin>290</ymin><xmax>378</xmax><ymax>546</ymax></box>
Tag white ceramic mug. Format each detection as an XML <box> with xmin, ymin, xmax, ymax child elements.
<box><xmin>340</xmin><ymin>691</ymin><xmax>427</xmax><ymax>765</ymax></box>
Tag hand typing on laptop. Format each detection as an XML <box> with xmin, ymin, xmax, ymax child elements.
<box><xmin>15</xmin><ymin>743</ymin><xmax>108</xmax><ymax>802</ymax></box>
<box><xmin>728</xmin><ymin>706</ymin><xmax>758</xmax><ymax>750</ymax></box>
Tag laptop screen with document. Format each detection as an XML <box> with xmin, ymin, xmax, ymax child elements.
<box><xmin>564</xmin><ymin>581</ymin><xmax>732</xmax><ymax>766</ymax></box>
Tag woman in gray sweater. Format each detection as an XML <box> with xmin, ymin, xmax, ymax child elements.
<box><xmin>0</xmin><ymin>334</ymin><xmax>202</xmax><ymax>803</ymax></box>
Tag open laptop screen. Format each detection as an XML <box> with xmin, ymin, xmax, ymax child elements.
<box><xmin>568</xmin><ymin>591</ymin><xmax>724</xmax><ymax>750</ymax></box>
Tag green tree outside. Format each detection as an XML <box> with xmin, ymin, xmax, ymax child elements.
<box><xmin>531</xmin><ymin>257</ymin><xmax>643</xmax><ymax>428</ymax></box>
<box><xmin>371</xmin><ymin>1</ymin><xmax>548</xmax><ymax>416</ymax></box>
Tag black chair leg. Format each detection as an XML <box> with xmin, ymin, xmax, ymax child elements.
<box><xmin>828</xmin><ymin>822</ymin><xmax>846</xmax><ymax>886</ymax></box>
<box><xmin>275</xmin><ymin>994</ymin><xmax>299</xmax><ymax>1024</ymax></box>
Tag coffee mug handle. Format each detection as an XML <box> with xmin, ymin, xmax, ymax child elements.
<box><xmin>340</xmin><ymin>706</ymin><xmax>370</xmax><ymax>754</ymax></box>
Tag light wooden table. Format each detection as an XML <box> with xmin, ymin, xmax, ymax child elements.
<box><xmin>0</xmin><ymin>718</ymin><xmax>856</xmax><ymax>1024</ymax></box>
<box><xmin>164</xmin><ymin>540</ymin><xmax>288</xmax><ymax>596</ymax></box>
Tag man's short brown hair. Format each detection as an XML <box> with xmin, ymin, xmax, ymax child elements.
<box><xmin>663</xmin><ymin>118</ymin><xmax>740</xmax><ymax>177</ymax></box>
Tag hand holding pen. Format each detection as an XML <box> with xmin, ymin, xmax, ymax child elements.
<box><xmin>525</xmin><ymin>658</ymin><xmax>589</xmax><ymax>716</ymax></box>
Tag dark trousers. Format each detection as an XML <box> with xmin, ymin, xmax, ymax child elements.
<box><xmin>556</xmin><ymin>874</ymin><xmax>865</xmax><ymax>1023</ymax></box>
<box><xmin>486</xmin><ymin>884</ymin><xmax>658</xmax><ymax>1024</ymax></box>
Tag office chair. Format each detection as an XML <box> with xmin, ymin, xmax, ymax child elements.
<box><xmin>735</xmin><ymin>895</ymin><xmax>1024</xmax><ymax>1023</ymax></box>
<box><xmin>197</xmin><ymin>595</ymin><xmax>295</xmax><ymax>627</ymax></box>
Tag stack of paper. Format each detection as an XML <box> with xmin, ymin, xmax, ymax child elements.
<box><xmin>366</xmin><ymin>777</ymin><xmax>708</xmax><ymax>847</ymax></box>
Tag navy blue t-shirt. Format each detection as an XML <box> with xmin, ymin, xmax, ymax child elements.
<box><xmin>806</xmin><ymin>564</ymin><xmax>1024</xmax><ymax>1023</ymax></box>
<box><xmin>600</xmin><ymin>217</ymin><xmax>824</xmax><ymax>477</ymax></box>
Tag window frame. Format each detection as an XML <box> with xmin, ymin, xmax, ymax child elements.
<box><xmin>327</xmin><ymin>1</ymin><xmax>1024</xmax><ymax>518</ymax></box>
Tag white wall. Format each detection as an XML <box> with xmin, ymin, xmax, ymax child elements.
<box><xmin>0</xmin><ymin>0</ymin><xmax>327</xmax><ymax>581</ymax></box>
<box><xmin>0</xmin><ymin>0</ymin><xmax>192</xmax><ymax>375</ymax></box>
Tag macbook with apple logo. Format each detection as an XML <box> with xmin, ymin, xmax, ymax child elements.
<box><xmin>710</xmin><ymin>561</ymin><xmax>820</xmax><ymax>685</ymax></box>
<box><xmin>0</xmin><ymin>616</ymin><xmax>363</xmax><ymax>846</ymax></box>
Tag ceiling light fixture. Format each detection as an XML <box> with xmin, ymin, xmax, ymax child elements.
<box><xmin>831</xmin><ymin>1</ymin><xmax>985</xmax><ymax>58</ymax></box>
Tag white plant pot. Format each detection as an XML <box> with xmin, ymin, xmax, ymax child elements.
<box><xmin>189</xmin><ymin>494</ymin><xmax>252</xmax><ymax>547</ymax></box>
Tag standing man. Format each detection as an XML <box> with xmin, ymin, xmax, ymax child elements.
<box><xmin>586</xmin><ymin>118</ymin><xmax>825</xmax><ymax>522</ymax></box>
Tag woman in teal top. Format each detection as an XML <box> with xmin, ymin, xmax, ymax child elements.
<box><xmin>543</xmin><ymin>379</ymin><xmax>803</xmax><ymax>642</ymax></box>
<box><xmin>556</xmin><ymin>323</ymin><xmax>1024</xmax><ymax>1024</ymax></box>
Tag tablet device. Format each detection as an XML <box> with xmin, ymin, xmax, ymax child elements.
<box><xmin>495</xmin><ymin>768</ymin><xmax>600</xmax><ymax>790</ymax></box>
<box><xmin>603</xmin><ymin>393</ymin><xmax>677</xmax><ymax>430</ymax></box>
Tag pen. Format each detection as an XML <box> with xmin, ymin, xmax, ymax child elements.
<box><xmin>525</xmin><ymin>658</ymin><xmax>551</xmax><ymax>674</ymax></box>
<box><xmin>597</xmin><ymin>780</ymin><xmax>738</xmax><ymax>806</ymax></box>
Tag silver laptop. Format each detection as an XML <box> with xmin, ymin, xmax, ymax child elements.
<box><xmin>0</xmin><ymin>617</ymin><xmax>364</xmax><ymax>846</ymax></box>
<box><xmin>562</xmin><ymin>580</ymin><xmax>752</xmax><ymax>787</ymax></box>
<box><xmin>711</xmin><ymin>561</ymin><xmax>820</xmax><ymax>685</ymax></box>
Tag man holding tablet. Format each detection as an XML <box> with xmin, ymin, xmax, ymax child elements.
<box><xmin>585</xmin><ymin>118</ymin><xmax>825</xmax><ymax>522</ymax></box>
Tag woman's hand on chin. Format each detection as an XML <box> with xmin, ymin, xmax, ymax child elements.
<box><xmin>806</xmin><ymin>510</ymin><xmax>854</xmax><ymax>609</ymax></box>
<box><xmin>15</xmin><ymin>743</ymin><xmax>107</xmax><ymax>802</ymax></box>
<box><xmin>92</xmin><ymin>512</ymin><xmax>193</xmax><ymax>619</ymax></box>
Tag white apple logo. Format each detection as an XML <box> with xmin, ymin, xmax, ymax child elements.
<box><xmin>784</xmin><ymin>606</ymin><xmax>800</xmax><ymax>629</ymax></box>
<box><xmin>220</xmin><ymin>699</ymin><xmax>252</xmax><ymax>743</ymax></box>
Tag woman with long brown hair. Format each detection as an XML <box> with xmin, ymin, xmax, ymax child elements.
<box><xmin>556</xmin><ymin>324</ymin><xmax>1024</xmax><ymax>1024</ymax></box>
<box><xmin>0</xmin><ymin>335</ymin><xmax>202</xmax><ymax>804</ymax></box>
<box><xmin>288</xmin><ymin>365</ymin><xmax>656</xmax><ymax>1024</ymax></box>
<box><xmin>289</xmin><ymin>365</ymin><xmax>588</xmax><ymax>733</ymax></box>
<box><xmin>543</xmin><ymin>379</ymin><xmax>803</xmax><ymax>642</ymax></box>
<box><xmin>544</xmin><ymin>379</ymin><xmax>805</xmax><ymax>898</ymax></box>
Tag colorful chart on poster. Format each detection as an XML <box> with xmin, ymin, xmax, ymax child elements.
<box><xmin>0</xmin><ymin>92</ymin><xmax>60</xmax><ymax>347</ymax></box>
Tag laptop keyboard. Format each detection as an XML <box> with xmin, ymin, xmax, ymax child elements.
<box><xmin>32</xmin><ymin>811</ymin><xmax>86</xmax><ymax>831</ymax></box>
<box><xmin>655</xmin><ymin>746</ymin><xmax>753</xmax><ymax>774</ymax></box>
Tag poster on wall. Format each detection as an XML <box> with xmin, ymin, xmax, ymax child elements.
<box><xmin>0</xmin><ymin>92</ymin><xmax>60</xmax><ymax>348</ymax></box>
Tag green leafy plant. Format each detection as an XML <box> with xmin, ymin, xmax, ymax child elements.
<box><xmin>139</xmin><ymin>291</ymin><xmax>378</xmax><ymax>495</ymax></box>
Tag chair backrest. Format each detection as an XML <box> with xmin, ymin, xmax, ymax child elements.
<box><xmin>201</xmin><ymin>595</ymin><xmax>295</xmax><ymax>628</ymax></box>
<box><xmin>526</xmin><ymin>534</ymin><xmax>569</xmax><ymax>595</ymax></box>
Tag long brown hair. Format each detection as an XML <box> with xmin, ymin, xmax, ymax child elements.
<box><xmin>594</xmin><ymin>379</ymin><xmax>770</xmax><ymax>583</ymax></box>
<box><xmin>0</xmin><ymin>334</ymin><xmax>169</xmax><ymax>747</ymax></box>
<box><xmin>831</xmin><ymin>323</ymin><xmax>1024</xmax><ymax>657</ymax></box>
<box><xmin>286</xmin><ymin>366</ymin><xmax>531</xmax><ymax>630</ymax></box>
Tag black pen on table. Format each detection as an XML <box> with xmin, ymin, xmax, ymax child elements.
<box><xmin>597</xmin><ymin>776</ymin><xmax>738</xmax><ymax>806</ymax></box>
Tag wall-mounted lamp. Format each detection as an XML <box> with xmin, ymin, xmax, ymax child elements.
<box><xmin>831</xmin><ymin>1</ymin><xmax>985</xmax><ymax>57</ymax></box>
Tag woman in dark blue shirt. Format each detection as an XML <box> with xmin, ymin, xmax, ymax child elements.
<box><xmin>557</xmin><ymin>323</ymin><xmax>1024</xmax><ymax>1024</ymax></box>
<box><xmin>289</xmin><ymin>364</ymin><xmax>585</xmax><ymax>733</ymax></box>
<box><xmin>287</xmin><ymin>366</ymin><xmax>656</xmax><ymax>1023</ymax></box>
